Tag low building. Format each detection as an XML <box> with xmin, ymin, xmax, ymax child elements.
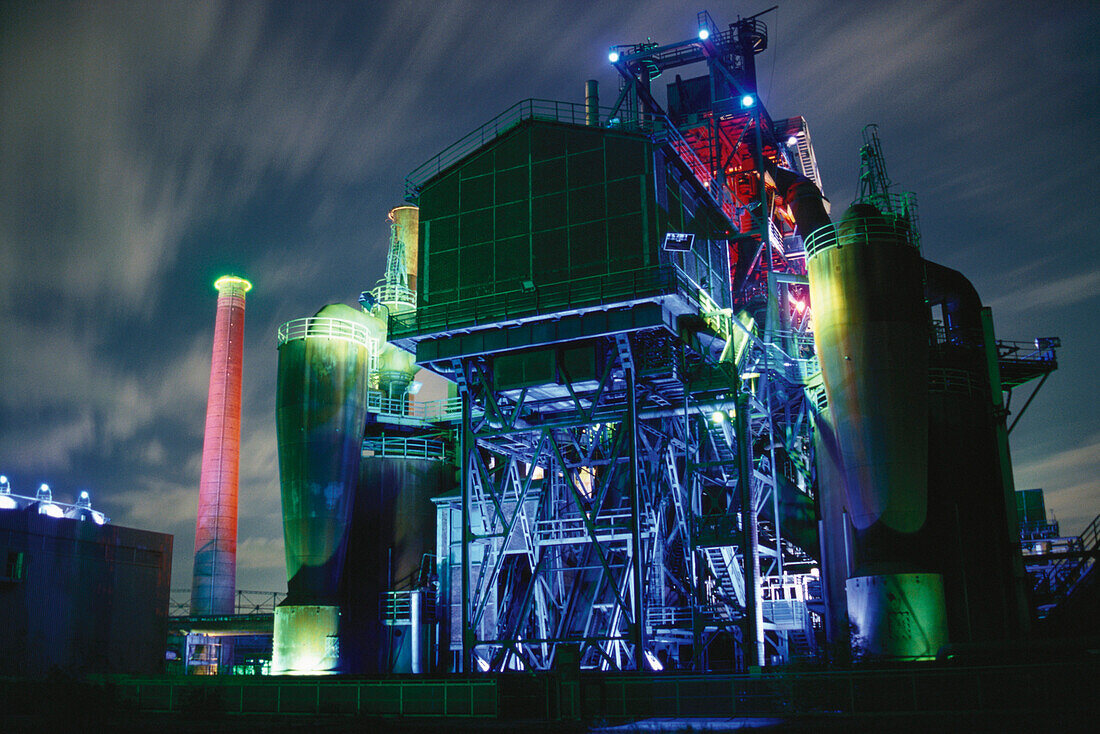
<box><xmin>0</xmin><ymin>494</ymin><xmax>172</xmax><ymax>676</ymax></box>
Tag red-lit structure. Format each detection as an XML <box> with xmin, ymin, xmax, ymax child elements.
<box><xmin>191</xmin><ymin>275</ymin><xmax>251</xmax><ymax>616</ymax></box>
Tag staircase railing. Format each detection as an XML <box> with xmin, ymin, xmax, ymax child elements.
<box><xmin>1045</xmin><ymin>512</ymin><xmax>1100</xmax><ymax>603</ymax></box>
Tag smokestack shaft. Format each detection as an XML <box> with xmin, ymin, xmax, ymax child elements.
<box><xmin>191</xmin><ymin>276</ymin><xmax>251</xmax><ymax>615</ymax></box>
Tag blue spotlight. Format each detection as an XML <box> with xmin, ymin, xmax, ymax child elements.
<box><xmin>741</xmin><ymin>94</ymin><xmax>755</xmax><ymax>108</ymax></box>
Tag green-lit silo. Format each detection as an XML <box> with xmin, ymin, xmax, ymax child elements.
<box><xmin>271</xmin><ymin>303</ymin><xmax>384</xmax><ymax>674</ymax></box>
<box><xmin>807</xmin><ymin>203</ymin><xmax>947</xmax><ymax>660</ymax></box>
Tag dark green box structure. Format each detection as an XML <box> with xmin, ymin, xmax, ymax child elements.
<box><xmin>399</xmin><ymin>110</ymin><xmax>733</xmax><ymax>338</ymax></box>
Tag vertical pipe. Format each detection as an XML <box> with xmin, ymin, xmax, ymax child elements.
<box><xmin>585</xmin><ymin>80</ymin><xmax>599</xmax><ymax>126</ymax></box>
<box><xmin>736</xmin><ymin>392</ymin><xmax>763</xmax><ymax>667</ymax></box>
<box><xmin>460</xmin><ymin>381</ymin><xmax>472</xmax><ymax>673</ymax></box>
<box><xmin>191</xmin><ymin>275</ymin><xmax>251</xmax><ymax>616</ymax></box>
<box><xmin>411</xmin><ymin>590</ymin><xmax>423</xmax><ymax>674</ymax></box>
<box><xmin>626</xmin><ymin>363</ymin><xmax>647</xmax><ymax>669</ymax></box>
<box><xmin>980</xmin><ymin>307</ymin><xmax>1031</xmax><ymax>634</ymax></box>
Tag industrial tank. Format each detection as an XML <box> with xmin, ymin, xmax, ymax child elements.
<box><xmin>272</xmin><ymin>303</ymin><xmax>383</xmax><ymax>674</ymax></box>
<box><xmin>807</xmin><ymin>203</ymin><xmax>947</xmax><ymax>660</ymax></box>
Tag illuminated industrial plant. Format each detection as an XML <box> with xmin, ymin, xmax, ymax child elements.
<box><xmin>266</xmin><ymin>8</ymin><xmax>1073</xmax><ymax>678</ymax></box>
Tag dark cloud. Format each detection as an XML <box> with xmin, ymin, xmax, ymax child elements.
<box><xmin>1</xmin><ymin>0</ymin><xmax>1097</xmax><ymax>592</ymax></box>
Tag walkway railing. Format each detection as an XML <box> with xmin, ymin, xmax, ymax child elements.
<box><xmin>371</xmin><ymin>283</ymin><xmax>416</xmax><ymax>310</ymax></box>
<box><xmin>277</xmin><ymin>317</ymin><xmax>380</xmax><ymax>353</ymax></box>
<box><xmin>1045</xmin><ymin>511</ymin><xmax>1100</xmax><ymax>603</ymax></box>
<box><xmin>105</xmin><ymin>662</ymin><xmax>1095</xmax><ymax>720</ymax></box>
<box><xmin>364</xmin><ymin>392</ymin><xmax>463</xmax><ymax>423</ymax></box>
<box><xmin>804</xmin><ymin>216</ymin><xmax>918</xmax><ymax>258</ymax></box>
<box><xmin>363</xmin><ymin>436</ymin><xmax>450</xmax><ymax>461</ymax></box>
<box><xmin>169</xmin><ymin>589</ymin><xmax>286</xmax><ymax>617</ymax></box>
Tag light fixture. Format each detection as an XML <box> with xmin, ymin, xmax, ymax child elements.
<box><xmin>711</xmin><ymin>410</ymin><xmax>727</xmax><ymax>424</ymax></box>
<box><xmin>698</xmin><ymin>28</ymin><xmax>710</xmax><ymax>40</ymax></box>
<box><xmin>608</xmin><ymin>50</ymin><xmax>620</xmax><ymax>63</ymax></box>
<box><xmin>787</xmin><ymin>135</ymin><xmax>798</xmax><ymax>146</ymax></box>
<box><xmin>741</xmin><ymin>94</ymin><xmax>755</xmax><ymax>108</ymax></box>
<box><xmin>40</xmin><ymin>503</ymin><xmax>64</xmax><ymax>518</ymax></box>
<box><xmin>644</xmin><ymin>649</ymin><xmax>664</xmax><ymax>671</ymax></box>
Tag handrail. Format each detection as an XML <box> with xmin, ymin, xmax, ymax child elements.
<box><xmin>402</xmin><ymin>97</ymin><xmax>736</xmax><ymax>230</ymax></box>
<box><xmin>365</xmin><ymin>392</ymin><xmax>463</xmax><ymax>423</ymax></box>
<box><xmin>997</xmin><ymin>339</ymin><xmax>1059</xmax><ymax>365</ymax></box>
<box><xmin>363</xmin><ymin>436</ymin><xmax>450</xmax><ymax>461</ymax></box>
<box><xmin>277</xmin><ymin>317</ymin><xmax>380</xmax><ymax>352</ymax></box>
<box><xmin>804</xmin><ymin>216</ymin><xmax>918</xmax><ymax>258</ymax></box>
<box><xmin>381</xmin><ymin>588</ymin><xmax>437</xmax><ymax>625</ymax></box>
<box><xmin>371</xmin><ymin>283</ymin><xmax>416</xmax><ymax>310</ymax></box>
<box><xmin>169</xmin><ymin>589</ymin><xmax>286</xmax><ymax>617</ymax></box>
<box><xmin>404</xmin><ymin>98</ymin><xmax>655</xmax><ymax>198</ymax></box>
<box><xmin>1046</xmin><ymin>511</ymin><xmax>1100</xmax><ymax>601</ymax></box>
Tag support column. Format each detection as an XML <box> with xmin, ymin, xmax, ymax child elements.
<box><xmin>626</xmin><ymin>362</ymin><xmax>647</xmax><ymax>669</ymax></box>
<box><xmin>460</xmin><ymin>370</ymin><xmax>473</xmax><ymax>673</ymax></box>
<box><xmin>736</xmin><ymin>391</ymin><xmax>763</xmax><ymax>667</ymax></box>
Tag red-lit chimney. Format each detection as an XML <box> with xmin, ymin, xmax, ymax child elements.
<box><xmin>191</xmin><ymin>275</ymin><xmax>251</xmax><ymax>615</ymax></box>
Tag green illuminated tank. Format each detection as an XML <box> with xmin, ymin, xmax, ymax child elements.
<box><xmin>807</xmin><ymin>203</ymin><xmax>928</xmax><ymax>537</ymax></box>
<box><xmin>807</xmin><ymin>203</ymin><xmax>946</xmax><ymax>660</ymax></box>
<box><xmin>272</xmin><ymin>303</ymin><xmax>384</xmax><ymax>674</ymax></box>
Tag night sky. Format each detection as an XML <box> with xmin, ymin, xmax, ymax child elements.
<box><xmin>1</xmin><ymin>1</ymin><xmax>1097</xmax><ymax>594</ymax></box>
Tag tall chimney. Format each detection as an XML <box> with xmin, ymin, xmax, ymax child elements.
<box><xmin>191</xmin><ymin>275</ymin><xmax>251</xmax><ymax>615</ymax></box>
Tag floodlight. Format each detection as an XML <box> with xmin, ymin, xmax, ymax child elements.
<box><xmin>698</xmin><ymin>28</ymin><xmax>710</xmax><ymax>40</ymax></box>
<box><xmin>644</xmin><ymin>649</ymin><xmax>664</xmax><ymax>671</ymax></box>
<box><xmin>787</xmin><ymin>135</ymin><xmax>798</xmax><ymax>146</ymax></box>
<box><xmin>40</xmin><ymin>503</ymin><xmax>64</xmax><ymax>518</ymax></box>
<box><xmin>609</xmin><ymin>50</ymin><xmax>620</xmax><ymax>63</ymax></box>
<box><xmin>741</xmin><ymin>94</ymin><xmax>755</xmax><ymax>108</ymax></box>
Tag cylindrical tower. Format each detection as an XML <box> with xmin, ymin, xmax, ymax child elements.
<box><xmin>372</xmin><ymin>205</ymin><xmax>421</xmax><ymax>400</ymax></box>
<box><xmin>191</xmin><ymin>275</ymin><xmax>251</xmax><ymax>616</ymax></box>
<box><xmin>272</xmin><ymin>303</ymin><xmax>384</xmax><ymax>674</ymax></box>
<box><xmin>807</xmin><ymin>204</ymin><xmax>947</xmax><ymax>661</ymax></box>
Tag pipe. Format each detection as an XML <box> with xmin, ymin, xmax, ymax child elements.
<box><xmin>736</xmin><ymin>391</ymin><xmax>763</xmax><ymax>668</ymax></box>
<box><xmin>410</xmin><ymin>590</ymin><xmax>423</xmax><ymax>674</ymax></box>
<box><xmin>585</xmin><ymin>80</ymin><xmax>599</xmax><ymax>126</ymax></box>
<box><xmin>923</xmin><ymin>260</ymin><xmax>983</xmax><ymax>333</ymax></box>
<box><xmin>767</xmin><ymin>165</ymin><xmax>831</xmax><ymax>238</ymax></box>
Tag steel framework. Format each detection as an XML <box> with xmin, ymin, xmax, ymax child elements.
<box><xmin>398</xmin><ymin>10</ymin><xmax>830</xmax><ymax>673</ymax></box>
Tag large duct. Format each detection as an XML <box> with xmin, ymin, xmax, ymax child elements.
<box><xmin>191</xmin><ymin>275</ymin><xmax>251</xmax><ymax>616</ymax></box>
